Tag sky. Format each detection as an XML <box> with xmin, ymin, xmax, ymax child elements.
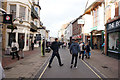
<box><xmin>39</xmin><ymin>0</ymin><xmax>88</xmax><ymax>37</ymax></box>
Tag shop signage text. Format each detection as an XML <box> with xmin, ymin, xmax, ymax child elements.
<box><xmin>107</xmin><ymin>19</ymin><xmax>120</xmax><ymax>30</ymax></box>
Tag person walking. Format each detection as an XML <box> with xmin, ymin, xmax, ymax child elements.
<box><xmin>31</xmin><ymin>41</ymin><xmax>34</xmax><ymax>50</ymax></box>
<box><xmin>11</xmin><ymin>39</ymin><xmax>19</xmax><ymax>60</ymax></box>
<box><xmin>42</xmin><ymin>39</ymin><xmax>45</xmax><ymax>56</ymax></box>
<box><xmin>48</xmin><ymin>38</ymin><xmax>64</xmax><ymax>68</ymax></box>
<box><xmin>70</xmin><ymin>39</ymin><xmax>80</xmax><ymax>69</ymax></box>
<box><xmin>85</xmin><ymin>42</ymin><xmax>91</xmax><ymax>59</ymax></box>
<box><xmin>18</xmin><ymin>36</ymin><xmax>25</xmax><ymax>59</ymax></box>
<box><xmin>79</xmin><ymin>42</ymin><xmax>85</xmax><ymax>60</ymax></box>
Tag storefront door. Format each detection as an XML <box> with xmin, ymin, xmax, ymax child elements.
<box><xmin>8</xmin><ymin>33</ymin><xmax>16</xmax><ymax>47</ymax></box>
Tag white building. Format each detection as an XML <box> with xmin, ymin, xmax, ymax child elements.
<box><xmin>82</xmin><ymin>14</ymin><xmax>93</xmax><ymax>43</ymax></box>
<box><xmin>64</xmin><ymin>21</ymin><xmax>73</xmax><ymax>43</ymax></box>
<box><xmin>5</xmin><ymin>0</ymin><xmax>41</xmax><ymax>51</ymax></box>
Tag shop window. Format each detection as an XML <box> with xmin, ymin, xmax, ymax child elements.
<box><xmin>108</xmin><ymin>32</ymin><xmax>120</xmax><ymax>52</ymax></box>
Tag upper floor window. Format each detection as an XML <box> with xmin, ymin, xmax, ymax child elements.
<box><xmin>19</xmin><ymin>6</ymin><xmax>26</xmax><ymax>20</ymax></box>
<box><xmin>119</xmin><ymin>1</ymin><xmax>120</xmax><ymax>16</ymax></box>
<box><xmin>35</xmin><ymin>7</ymin><xmax>38</xmax><ymax>13</ymax></box>
<box><xmin>10</xmin><ymin>5</ymin><xmax>16</xmax><ymax>19</ymax></box>
<box><xmin>35</xmin><ymin>21</ymin><xmax>37</xmax><ymax>26</ymax></box>
<box><xmin>28</xmin><ymin>9</ymin><xmax>30</xmax><ymax>22</ymax></box>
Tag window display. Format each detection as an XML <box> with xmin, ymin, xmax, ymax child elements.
<box><xmin>108</xmin><ymin>32</ymin><xmax>120</xmax><ymax>52</ymax></box>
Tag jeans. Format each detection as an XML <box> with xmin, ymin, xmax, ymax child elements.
<box><xmin>71</xmin><ymin>54</ymin><xmax>78</xmax><ymax>67</ymax></box>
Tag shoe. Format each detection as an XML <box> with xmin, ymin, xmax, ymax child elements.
<box><xmin>60</xmin><ymin>64</ymin><xmax>64</xmax><ymax>66</ymax></box>
<box><xmin>75</xmin><ymin>66</ymin><xmax>77</xmax><ymax>69</ymax></box>
<box><xmin>21</xmin><ymin>57</ymin><xmax>24</xmax><ymax>59</ymax></box>
<box><xmin>48</xmin><ymin>65</ymin><xmax>52</xmax><ymax>68</ymax></box>
<box><xmin>79</xmin><ymin>56</ymin><xmax>81</xmax><ymax>59</ymax></box>
<box><xmin>12</xmin><ymin>58</ymin><xmax>15</xmax><ymax>60</ymax></box>
<box><xmin>70</xmin><ymin>65</ymin><xmax>73</xmax><ymax>68</ymax></box>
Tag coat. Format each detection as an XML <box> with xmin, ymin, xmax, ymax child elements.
<box><xmin>18</xmin><ymin>39</ymin><xmax>24</xmax><ymax>50</ymax></box>
<box><xmin>11</xmin><ymin>42</ymin><xmax>19</xmax><ymax>52</ymax></box>
<box><xmin>50</xmin><ymin>41</ymin><xmax>63</xmax><ymax>53</ymax></box>
<box><xmin>70</xmin><ymin>42</ymin><xmax>80</xmax><ymax>55</ymax></box>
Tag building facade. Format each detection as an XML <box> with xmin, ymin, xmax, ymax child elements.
<box><xmin>1</xmin><ymin>0</ymin><xmax>42</xmax><ymax>51</ymax></box>
<box><xmin>64</xmin><ymin>21</ymin><xmax>73</xmax><ymax>43</ymax></box>
<box><xmin>84</xmin><ymin>0</ymin><xmax>105</xmax><ymax>49</ymax></box>
<box><xmin>104</xmin><ymin>0</ymin><xmax>120</xmax><ymax>59</ymax></box>
<box><xmin>72</xmin><ymin>18</ymin><xmax>83</xmax><ymax>42</ymax></box>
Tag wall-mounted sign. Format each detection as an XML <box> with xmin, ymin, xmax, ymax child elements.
<box><xmin>107</xmin><ymin>18</ymin><xmax>120</xmax><ymax>31</ymax></box>
<box><xmin>3</xmin><ymin>14</ymin><xmax>12</xmax><ymax>24</ymax></box>
<box><xmin>78</xmin><ymin>19</ymin><xmax>84</xmax><ymax>24</ymax></box>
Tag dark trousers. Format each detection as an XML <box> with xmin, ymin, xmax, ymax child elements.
<box><xmin>31</xmin><ymin>46</ymin><xmax>34</xmax><ymax>50</ymax></box>
<box><xmin>42</xmin><ymin>47</ymin><xmax>45</xmax><ymax>56</ymax></box>
<box><xmin>85</xmin><ymin>51</ymin><xmax>90</xmax><ymax>58</ymax></box>
<box><xmin>12</xmin><ymin>51</ymin><xmax>19</xmax><ymax>60</ymax></box>
<box><xmin>49</xmin><ymin>52</ymin><xmax>62</xmax><ymax>66</ymax></box>
<box><xmin>80</xmin><ymin>51</ymin><xmax>85</xmax><ymax>60</ymax></box>
<box><xmin>71</xmin><ymin>54</ymin><xmax>78</xmax><ymax>67</ymax></box>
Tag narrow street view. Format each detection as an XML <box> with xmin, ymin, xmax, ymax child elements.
<box><xmin>0</xmin><ymin>0</ymin><xmax>120</xmax><ymax>80</ymax></box>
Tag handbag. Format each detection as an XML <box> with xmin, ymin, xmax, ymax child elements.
<box><xmin>12</xmin><ymin>43</ymin><xmax>17</xmax><ymax>52</ymax></box>
<box><xmin>12</xmin><ymin>47</ymin><xmax>17</xmax><ymax>52</ymax></box>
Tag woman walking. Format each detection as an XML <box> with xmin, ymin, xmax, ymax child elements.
<box><xmin>11</xmin><ymin>39</ymin><xmax>20</xmax><ymax>60</ymax></box>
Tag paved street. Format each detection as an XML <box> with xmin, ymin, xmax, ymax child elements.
<box><xmin>4</xmin><ymin>48</ymin><xmax>51</xmax><ymax>78</ymax></box>
<box><xmin>37</xmin><ymin>48</ymin><xmax>119</xmax><ymax>79</ymax></box>
<box><xmin>3</xmin><ymin>48</ymin><xmax>119</xmax><ymax>79</ymax></box>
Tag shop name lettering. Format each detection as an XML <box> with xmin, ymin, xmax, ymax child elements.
<box><xmin>108</xmin><ymin>20</ymin><xmax>120</xmax><ymax>30</ymax></box>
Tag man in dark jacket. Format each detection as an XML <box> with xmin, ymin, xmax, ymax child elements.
<box><xmin>48</xmin><ymin>38</ymin><xmax>64</xmax><ymax>68</ymax></box>
<box><xmin>19</xmin><ymin>36</ymin><xmax>24</xmax><ymax>59</ymax></box>
<box><xmin>70</xmin><ymin>39</ymin><xmax>80</xmax><ymax>68</ymax></box>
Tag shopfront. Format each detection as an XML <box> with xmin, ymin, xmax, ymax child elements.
<box><xmin>72</xmin><ymin>34</ymin><xmax>83</xmax><ymax>42</ymax></box>
<box><xmin>106</xmin><ymin>18</ymin><xmax>120</xmax><ymax>59</ymax></box>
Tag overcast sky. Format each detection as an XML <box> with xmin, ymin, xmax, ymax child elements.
<box><xmin>39</xmin><ymin>0</ymin><xmax>88</xmax><ymax>37</ymax></box>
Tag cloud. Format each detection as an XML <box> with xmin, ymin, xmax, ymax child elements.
<box><xmin>40</xmin><ymin>0</ymin><xmax>87</xmax><ymax>37</ymax></box>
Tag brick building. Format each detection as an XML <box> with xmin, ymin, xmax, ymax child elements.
<box><xmin>72</xmin><ymin>18</ymin><xmax>83</xmax><ymax>42</ymax></box>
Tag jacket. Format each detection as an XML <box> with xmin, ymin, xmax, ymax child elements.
<box><xmin>11</xmin><ymin>42</ymin><xmax>19</xmax><ymax>52</ymax></box>
<box><xmin>70</xmin><ymin>42</ymin><xmax>80</xmax><ymax>55</ymax></box>
<box><xmin>50</xmin><ymin>41</ymin><xmax>63</xmax><ymax>53</ymax></box>
<box><xmin>18</xmin><ymin>39</ymin><xmax>24</xmax><ymax>49</ymax></box>
<box><xmin>85</xmin><ymin>45</ymin><xmax>90</xmax><ymax>52</ymax></box>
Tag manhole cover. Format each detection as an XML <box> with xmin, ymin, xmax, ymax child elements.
<box><xmin>4</xmin><ymin>67</ymin><xmax>12</xmax><ymax>70</ymax></box>
<box><xmin>102</xmin><ymin>66</ymin><xmax>108</xmax><ymax>68</ymax></box>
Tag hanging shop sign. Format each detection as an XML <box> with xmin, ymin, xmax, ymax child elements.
<box><xmin>90</xmin><ymin>26</ymin><xmax>98</xmax><ymax>31</ymax></box>
<box><xmin>78</xmin><ymin>19</ymin><xmax>84</xmax><ymax>24</ymax></box>
<box><xmin>3</xmin><ymin>14</ymin><xmax>13</xmax><ymax>24</ymax></box>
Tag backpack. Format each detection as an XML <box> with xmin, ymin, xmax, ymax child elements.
<box><xmin>72</xmin><ymin>44</ymin><xmax>79</xmax><ymax>54</ymax></box>
<box><xmin>82</xmin><ymin>44</ymin><xmax>85</xmax><ymax>50</ymax></box>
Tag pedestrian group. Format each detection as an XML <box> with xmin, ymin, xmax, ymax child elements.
<box><xmin>48</xmin><ymin>38</ymin><xmax>91</xmax><ymax>69</ymax></box>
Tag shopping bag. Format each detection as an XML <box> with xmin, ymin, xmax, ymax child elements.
<box><xmin>89</xmin><ymin>52</ymin><xmax>91</xmax><ymax>56</ymax></box>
